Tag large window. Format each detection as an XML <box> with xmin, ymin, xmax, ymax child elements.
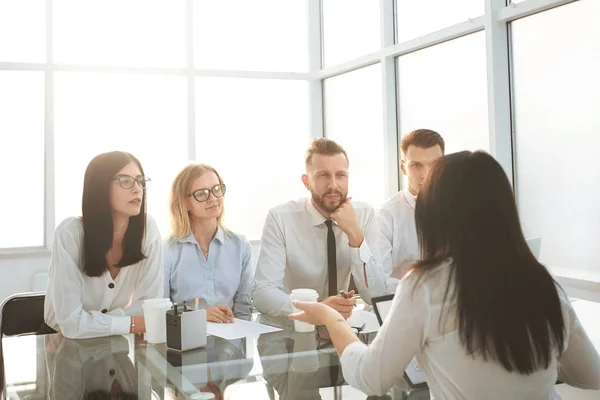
<box><xmin>54</xmin><ymin>73</ymin><xmax>188</xmax><ymax>236</ymax></box>
<box><xmin>54</xmin><ymin>0</ymin><xmax>186</xmax><ymax>68</ymax></box>
<box><xmin>321</xmin><ymin>0</ymin><xmax>381</xmax><ymax>67</ymax></box>
<box><xmin>396</xmin><ymin>0</ymin><xmax>483</xmax><ymax>42</ymax></box>
<box><xmin>512</xmin><ymin>0</ymin><xmax>600</xmax><ymax>272</ymax></box>
<box><xmin>194</xmin><ymin>0</ymin><xmax>309</xmax><ymax>72</ymax></box>
<box><xmin>1</xmin><ymin>1</ymin><xmax>312</xmax><ymax>249</ymax></box>
<box><xmin>2</xmin><ymin>0</ymin><xmax>598</xmax><ymax>289</ymax></box>
<box><xmin>195</xmin><ymin>78</ymin><xmax>309</xmax><ymax>239</ymax></box>
<box><xmin>0</xmin><ymin>71</ymin><xmax>45</xmax><ymax>248</ymax></box>
<box><xmin>397</xmin><ymin>32</ymin><xmax>489</xmax><ymax>155</ymax></box>
<box><xmin>0</xmin><ymin>0</ymin><xmax>45</xmax><ymax>63</ymax></box>
<box><xmin>324</xmin><ymin>64</ymin><xmax>386</xmax><ymax>208</ymax></box>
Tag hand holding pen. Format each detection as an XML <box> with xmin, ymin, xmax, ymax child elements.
<box><xmin>339</xmin><ymin>290</ymin><xmax>358</xmax><ymax>308</ymax></box>
<box><xmin>321</xmin><ymin>289</ymin><xmax>357</xmax><ymax>319</ymax></box>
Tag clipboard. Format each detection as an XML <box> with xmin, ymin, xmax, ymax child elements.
<box><xmin>371</xmin><ymin>294</ymin><xmax>428</xmax><ymax>390</ymax></box>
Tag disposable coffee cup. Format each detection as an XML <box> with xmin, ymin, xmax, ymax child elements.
<box><xmin>290</xmin><ymin>289</ymin><xmax>319</xmax><ymax>333</ymax></box>
<box><xmin>142</xmin><ymin>298</ymin><xmax>172</xmax><ymax>344</ymax></box>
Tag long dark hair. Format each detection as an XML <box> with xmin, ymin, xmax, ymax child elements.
<box><xmin>412</xmin><ymin>151</ymin><xmax>565</xmax><ymax>374</ymax></box>
<box><xmin>82</xmin><ymin>151</ymin><xmax>147</xmax><ymax>277</ymax></box>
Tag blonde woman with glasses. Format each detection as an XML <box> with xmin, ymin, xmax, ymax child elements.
<box><xmin>164</xmin><ymin>163</ymin><xmax>253</xmax><ymax>322</ymax></box>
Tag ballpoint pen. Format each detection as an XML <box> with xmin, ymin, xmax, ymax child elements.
<box><xmin>339</xmin><ymin>290</ymin><xmax>357</xmax><ymax>307</ymax></box>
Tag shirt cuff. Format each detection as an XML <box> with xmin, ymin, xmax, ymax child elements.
<box><xmin>348</xmin><ymin>240</ymin><xmax>372</xmax><ymax>266</ymax></box>
<box><xmin>340</xmin><ymin>341</ymin><xmax>369</xmax><ymax>387</ymax></box>
<box><xmin>111</xmin><ymin>316</ymin><xmax>131</xmax><ymax>336</ymax></box>
<box><xmin>359</xmin><ymin>240</ymin><xmax>374</xmax><ymax>263</ymax></box>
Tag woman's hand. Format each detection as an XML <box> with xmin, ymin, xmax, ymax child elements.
<box><xmin>206</xmin><ymin>305</ymin><xmax>234</xmax><ymax>323</ymax></box>
<box><xmin>289</xmin><ymin>300</ymin><xmax>344</xmax><ymax>327</ymax></box>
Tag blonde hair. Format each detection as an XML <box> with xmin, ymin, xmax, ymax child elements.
<box><xmin>304</xmin><ymin>138</ymin><xmax>349</xmax><ymax>169</ymax></box>
<box><xmin>168</xmin><ymin>163</ymin><xmax>226</xmax><ymax>242</ymax></box>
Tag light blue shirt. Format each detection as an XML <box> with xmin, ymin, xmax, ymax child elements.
<box><xmin>163</xmin><ymin>226</ymin><xmax>253</xmax><ymax>320</ymax></box>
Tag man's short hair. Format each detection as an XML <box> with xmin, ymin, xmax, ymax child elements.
<box><xmin>400</xmin><ymin>129</ymin><xmax>445</xmax><ymax>157</ymax></box>
<box><xmin>305</xmin><ymin>138</ymin><xmax>349</xmax><ymax>169</ymax></box>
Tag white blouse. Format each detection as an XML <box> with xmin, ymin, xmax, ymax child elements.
<box><xmin>341</xmin><ymin>259</ymin><xmax>600</xmax><ymax>399</ymax></box>
<box><xmin>44</xmin><ymin>216</ymin><xmax>164</xmax><ymax>339</ymax></box>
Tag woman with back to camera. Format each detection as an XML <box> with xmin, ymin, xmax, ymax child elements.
<box><xmin>43</xmin><ymin>151</ymin><xmax>163</xmax><ymax>339</ymax></box>
<box><xmin>290</xmin><ymin>151</ymin><xmax>600</xmax><ymax>398</ymax></box>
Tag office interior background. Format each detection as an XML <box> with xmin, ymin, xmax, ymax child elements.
<box><xmin>1</xmin><ymin>0</ymin><xmax>599</xmax><ymax>314</ymax></box>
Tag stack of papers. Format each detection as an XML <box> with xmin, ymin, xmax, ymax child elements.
<box><xmin>347</xmin><ymin>309</ymin><xmax>380</xmax><ymax>334</ymax></box>
<box><xmin>207</xmin><ymin>318</ymin><xmax>282</xmax><ymax>340</ymax></box>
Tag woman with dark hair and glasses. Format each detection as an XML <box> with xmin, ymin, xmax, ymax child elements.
<box><xmin>164</xmin><ymin>163</ymin><xmax>253</xmax><ymax>323</ymax></box>
<box><xmin>290</xmin><ymin>151</ymin><xmax>600</xmax><ymax>398</ymax></box>
<box><xmin>43</xmin><ymin>151</ymin><xmax>163</xmax><ymax>339</ymax></box>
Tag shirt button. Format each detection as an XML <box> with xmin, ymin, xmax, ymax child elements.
<box><xmin>109</xmin><ymin>369</ymin><xmax>116</xmax><ymax>376</ymax></box>
<box><xmin>108</xmin><ymin>283</ymin><xmax>115</xmax><ymax>289</ymax></box>
<box><xmin>101</xmin><ymin>309</ymin><xmax>108</xmax><ymax>314</ymax></box>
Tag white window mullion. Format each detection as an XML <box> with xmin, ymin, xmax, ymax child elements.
<box><xmin>309</xmin><ymin>0</ymin><xmax>324</xmax><ymax>139</ymax></box>
<box><xmin>381</xmin><ymin>0</ymin><xmax>399</xmax><ymax>197</ymax></box>
<box><xmin>484</xmin><ymin>0</ymin><xmax>514</xmax><ymax>185</ymax></box>
<box><xmin>186</xmin><ymin>0</ymin><xmax>196</xmax><ymax>161</ymax></box>
<box><xmin>44</xmin><ymin>0</ymin><xmax>55</xmax><ymax>249</ymax></box>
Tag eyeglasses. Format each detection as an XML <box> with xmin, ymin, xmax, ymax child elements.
<box><xmin>112</xmin><ymin>175</ymin><xmax>151</xmax><ymax>190</ymax></box>
<box><xmin>188</xmin><ymin>184</ymin><xmax>226</xmax><ymax>203</ymax></box>
<box><xmin>316</xmin><ymin>322</ymin><xmax>365</xmax><ymax>348</ymax></box>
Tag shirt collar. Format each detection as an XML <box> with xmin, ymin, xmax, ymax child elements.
<box><xmin>402</xmin><ymin>188</ymin><xmax>417</xmax><ymax>210</ymax></box>
<box><xmin>178</xmin><ymin>225</ymin><xmax>225</xmax><ymax>245</ymax></box>
<box><xmin>305</xmin><ymin>198</ymin><xmax>329</xmax><ymax>227</ymax></box>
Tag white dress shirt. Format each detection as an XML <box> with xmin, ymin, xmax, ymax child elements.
<box><xmin>253</xmin><ymin>198</ymin><xmax>390</xmax><ymax>316</ymax></box>
<box><xmin>44</xmin><ymin>216</ymin><xmax>164</xmax><ymax>339</ymax></box>
<box><xmin>375</xmin><ymin>188</ymin><xmax>418</xmax><ymax>292</ymax></box>
<box><xmin>341</xmin><ymin>259</ymin><xmax>600</xmax><ymax>399</ymax></box>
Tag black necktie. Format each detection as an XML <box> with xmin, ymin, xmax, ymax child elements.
<box><xmin>325</xmin><ymin>220</ymin><xmax>342</xmax><ymax>388</ymax></box>
<box><xmin>324</xmin><ymin>220</ymin><xmax>337</xmax><ymax>296</ymax></box>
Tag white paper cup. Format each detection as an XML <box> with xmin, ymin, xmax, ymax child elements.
<box><xmin>142</xmin><ymin>298</ymin><xmax>172</xmax><ymax>344</ymax></box>
<box><xmin>290</xmin><ymin>289</ymin><xmax>319</xmax><ymax>333</ymax></box>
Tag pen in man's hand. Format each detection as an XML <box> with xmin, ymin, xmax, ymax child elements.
<box><xmin>339</xmin><ymin>290</ymin><xmax>357</xmax><ymax>307</ymax></box>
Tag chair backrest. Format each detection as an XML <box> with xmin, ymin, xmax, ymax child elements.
<box><xmin>0</xmin><ymin>292</ymin><xmax>46</xmax><ymax>336</ymax></box>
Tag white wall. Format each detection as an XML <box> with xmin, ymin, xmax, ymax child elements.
<box><xmin>0</xmin><ymin>252</ymin><xmax>51</xmax><ymax>302</ymax></box>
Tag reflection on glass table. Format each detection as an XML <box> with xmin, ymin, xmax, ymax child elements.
<box><xmin>8</xmin><ymin>299</ymin><xmax>598</xmax><ymax>399</ymax></box>
<box><xmin>3</xmin><ymin>313</ymin><xmax>418</xmax><ymax>400</ymax></box>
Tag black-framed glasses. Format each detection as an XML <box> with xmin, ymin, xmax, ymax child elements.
<box><xmin>112</xmin><ymin>175</ymin><xmax>151</xmax><ymax>190</ymax></box>
<box><xmin>316</xmin><ymin>322</ymin><xmax>365</xmax><ymax>349</ymax></box>
<box><xmin>188</xmin><ymin>184</ymin><xmax>226</xmax><ymax>203</ymax></box>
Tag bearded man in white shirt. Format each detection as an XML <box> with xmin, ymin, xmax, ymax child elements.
<box><xmin>253</xmin><ymin>138</ymin><xmax>390</xmax><ymax>318</ymax></box>
<box><xmin>376</xmin><ymin>129</ymin><xmax>445</xmax><ymax>284</ymax></box>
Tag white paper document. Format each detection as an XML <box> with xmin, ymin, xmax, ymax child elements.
<box><xmin>347</xmin><ymin>308</ymin><xmax>380</xmax><ymax>334</ymax></box>
<box><xmin>207</xmin><ymin>318</ymin><xmax>282</xmax><ymax>340</ymax></box>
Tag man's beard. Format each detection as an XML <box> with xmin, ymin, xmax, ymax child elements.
<box><xmin>311</xmin><ymin>189</ymin><xmax>347</xmax><ymax>213</ymax></box>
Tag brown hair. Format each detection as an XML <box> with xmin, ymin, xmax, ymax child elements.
<box><xmin>400</xmin><ymin>129</ymin><xmax>445</xmax><ymax>157</ymax></box>
<box><xmin>412</xmin><ymin>151</ymin><xmax>564</xmax><ymax>375</ymax></box>
<box><xmin>82</xmin><ymin>151</ymin><xmax>147</xmax><ymax>277</ymax></box>
<box><xmin>305</xmin><ymin>138</ymin><xmax>349</xmax><ymax>169</ymax></box>
<box><xmin>168</xmin><ymin>163</ymin><xmax>227</xmax><ymax>242</ymax></box>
